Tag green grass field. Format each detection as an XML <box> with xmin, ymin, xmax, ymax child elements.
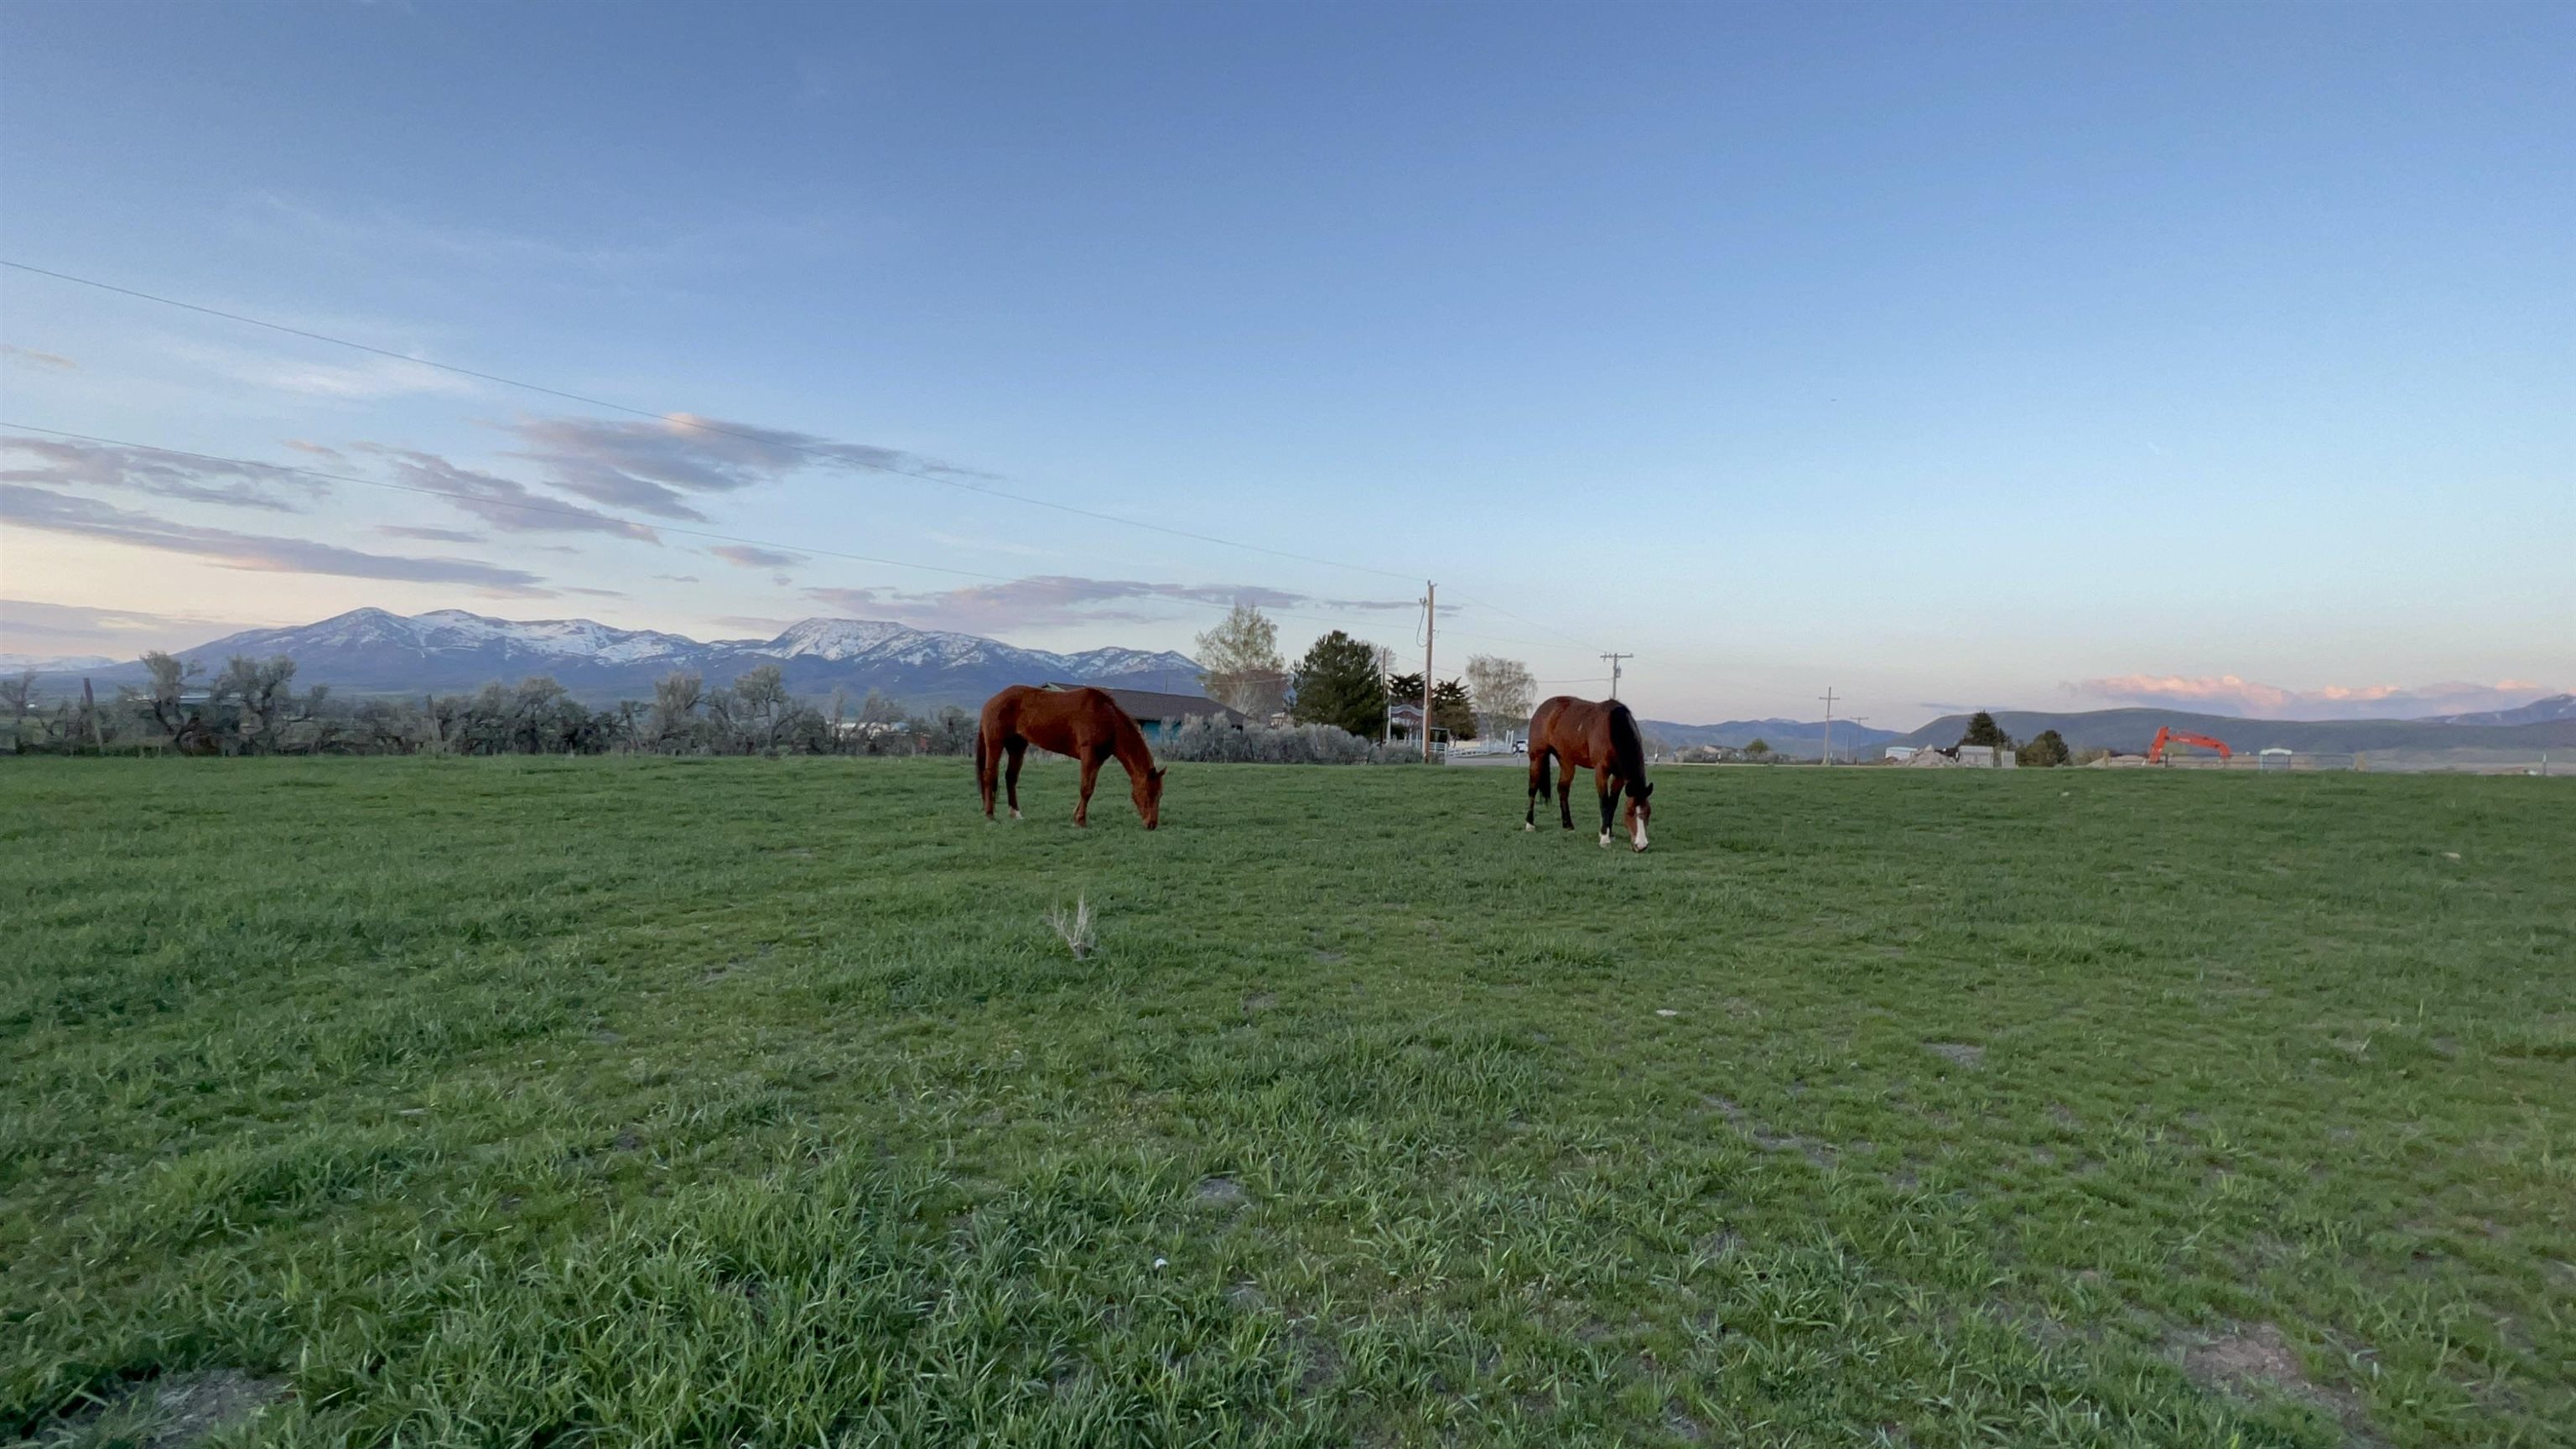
<box><xmin>5</xmin><ymin>758</ymin><xmax>2569</xmax><ymax>1447</ymax></box>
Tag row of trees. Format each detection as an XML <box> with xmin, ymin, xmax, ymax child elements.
<box><xmin>1192</xmin><ymin>605</ymin><xmax>1538</xmax><ymax>741</ymax></box>
<box><xmin>3</xmin><ymin>652</ymin><xmax>979</xmax><ymax>757</ymax></box>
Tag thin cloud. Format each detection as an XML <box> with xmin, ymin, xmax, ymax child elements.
<box><xmin>563</xmin><ymin>587</ymin><xmax>627</xmax><ymax>599</ymax></box>
<box><xmin>806</xmin><ymin>575</ymin><xmax>1417</xmax><ymax>631</ymax></box>
<box><xmin>0</xmin><ymin>597</ymin><xmax>262</xmax><ymax>658</ymax></box>
<box><xmin>377</xmin><ymin>524</ymin><xmax>487</xmax><ymax>543</ymax></box>
<box><xmin>655</xmin><ymin>573</ymin><xmax>701</xmax><ymax>583</ymax></box>
<box><xmin>2</xmin><ymin>435</ymin><xmax>330</xmax><ymax>512</ymax></box>
<box><xmin>165</xmin><ymin>337</ymin><xmax>473</xmax><ymax>401</ymax></box>
<box><xmin>0</xmin><ymin>484</ymin><xmax>550</xmax><ymax>595</ymax></box>
<box><xmin>506</xmin><ymin>412</ymin><xmax>985</xmax><ymax>521</ymax></box>
<box><xmin>1</xmin><ymin>345</ymin><xmax>78</xmax><ymax>371</ymax></box>
<box><xmin>241</xmin><ymin>192</ymin><xmax>863</xmax><ymax>284</ymax></box>
<box><xmin>709</xmin><ymin>543</ymin><xmax>809</xmax><ymax>569</ymax></box>
<box><xmin>2075</xmin><ymin>673</ymin><xmax>2568</xmax><ymax>720</ymax></box>
<box><xmin>356</xmin><ymin>444</ymin><xmax>659</xmax><ymax>541</ymax></box>
<box><xmin>927</xmin><ymin>529</ymin><xmax>1055</xmax><ymax>559</ymax></box>
<box><xmin>283</xmin><ymin>439</ymin><xmax>348</xmax><ymax>461</ymax></box>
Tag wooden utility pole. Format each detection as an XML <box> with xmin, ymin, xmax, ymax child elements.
<box><xmin>1819</xmin><ymin>686</ymin><xmax>1840</xmax><ymax>766</ymax></box>
<box><xmin>1421</xmin><ymin>582</ymin><xmax>1436</xmax><ymax>763</ymax></box>
<box><xmin>1599</xmin><ymin>652</ymin><xmax>1632</xmax><ymax>699</ymax></box>
<box><xmin>1379</xmin><ymin>645</ymin><xmax>1395</xmax><ymax>746</ymax></box>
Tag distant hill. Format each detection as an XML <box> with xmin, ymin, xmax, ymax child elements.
<box><xmin>1642</xmin><ymin>716</ymin><xmax>1901</xmax><ymax>760</ymax></box>
<box><xmin>2427</xmin><ymin>693</ymin><xmax>2576</xmax><ymax>727</ymax></box>
<box><xmin>1890</xmin><ymin>706</ymin><xmax>2576</xmax><ymax>761</ymax></box>
<box><xmin>33</xmin><ymin>607</ymin><xmax>1202</xmax><ymax>709</ymax></box>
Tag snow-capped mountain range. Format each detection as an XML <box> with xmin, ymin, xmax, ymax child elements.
<box><xmin>0</xmin><ymin>652</ymin><xmax>120</xmax><ymax>673</ymax></box>
<box><xmin>39</xmin><ymin>607</ymin><xmax>1204</xmax><ymax>707</ymax></box>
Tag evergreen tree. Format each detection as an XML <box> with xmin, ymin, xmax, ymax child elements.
<box><xmin>2016</xmin><ymin>729</ymin><xmax>2070</xmax><ymax>768</ymax></box>
<box><xmin>1291</xmin><ymin>631</ymin><xmax>1389</xmax><ymax>736</ymax></box>
<box><xmin>1431</xmin><ymin>678</ymin><xmax>1477</xmax><ymax>739</ymax></box>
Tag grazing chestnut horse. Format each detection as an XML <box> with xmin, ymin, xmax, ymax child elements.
<box><xmin>975</xmin><ymin>684</ymin><xmax>1166</xmax><ymax>829</ymax></box>
<box><xmin>1525</xmin><ymin>695</ymin><xmax>1654</xmax><ymax>850</ymax></box>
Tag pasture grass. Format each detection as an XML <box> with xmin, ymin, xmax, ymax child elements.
<box><xmin>3</xmin><ymin>757</ymin><xmax>2569</xmax><ymax>1446</ymax></box>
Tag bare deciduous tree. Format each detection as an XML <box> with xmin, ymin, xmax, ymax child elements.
<box><xmin>732</xmin><ymin>664</ymin><xmax>791</xmax><ymax>751</ymax></box>
<box><xmin>2</xmin><ymin>671</ymin><xmax>36</xmax><ymax>752</ymax></box>
<box><xmin>126</xmin><ymin>651</ymin><xmax>200</xmax><ymax>738</ymax></box>
<box><xmin>650</xmin><ymin>671</ymin><xmax>704</xmax><ymax>746</ymax></box>
<box><xmin>211</xmin><ymin>655</ymin><xmax>300</xmax><ymax>753</ymax></box>
<box><xmin>1463</xmin><ymin>654</ymin><xmax>1536</xmax><ymax>738</ymax></box>
<box><xmin>1195</xmin><ymin>603</ymin><xmax>1288</xmax><ymax>718</ymax></box>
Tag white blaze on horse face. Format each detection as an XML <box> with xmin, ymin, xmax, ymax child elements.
<box><xmin>1631</xmin><ymin>813</ymin><xmax>1649</xmax><ymax>851</ymax></box>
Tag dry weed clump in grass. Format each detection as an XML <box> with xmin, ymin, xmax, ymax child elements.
<box><xmin>1045</xmin><ymin>894</ymin><xmax>1098</xmax><ymax>959</ymax></box>
<box><xmin>3</xmin><ymin>756</ymin><xmax>2569</xmax><ymax>1445</ymax></box>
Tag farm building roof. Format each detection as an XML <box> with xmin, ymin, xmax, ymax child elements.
<box><xmin>1044</xmin><ymin>683</ymin><xmax>1248</xmax><ymax>727</ymax></box>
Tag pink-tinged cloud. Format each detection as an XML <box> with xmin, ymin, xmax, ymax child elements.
<box><xmin>805</xmin><ymin>576</ymin><xmax>1418</xmax><ymax>631</ymax></box>
<box><xmin>709</xmin><ymin>543</ymin><xmax>809</xmax><ymax>569</ymax></box>
<box><xmin>1</xmin><ymin>345</ymin><xmax>78</xmax><ymax>371</ymax></box>
<box><xmin>505</xmin><ymin>412</ymin><xmax>986</xmax><ymax>521</ymax></box>
<box><xmin>2075</xmin><ymin>673</ymin><xmax>2569</xmax><ymax>720</ymax></box>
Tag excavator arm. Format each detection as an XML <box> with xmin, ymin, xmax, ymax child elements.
<box><xmin>2148</xmin><ymin>726</ymin><xmax>2233</xmax><ymax>763</ymax></box>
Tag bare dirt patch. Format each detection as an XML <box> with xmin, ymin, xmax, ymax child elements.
<box><xmin>1701</xmin><ymin>1096</ymin><xmax>1836</xmax><ymax>1167</ymax></box>
<box><xmin>1195</xmin><ymin>1175</ymin><xmax>1249</xmax><ymax>1208</ymax></box>
<box><xmin>1924</xmin><ymin>1041</ymin><xmax>1984</xmax><ymax>1068</ymax></box>
<box><xmin>2182</xmin><ymin>1322</ymin><xmax>2308</xmax><ymax>1389</ymax></box>
<box><xmin>51</xmin><ymin>1369</ymin><xmax>285</xmax><ymax>1447</ymax></box>
<box><xmin>2179</xmin><ymin>1322</ymin><xmax>2376</xmax><ymax>1438</ymax></box>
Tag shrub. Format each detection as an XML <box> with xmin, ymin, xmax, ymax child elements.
<box><xmin>2016</xmin><ymin>730</ymin><xmax>2071</xmax><ymax>768</ymax></box>
<box><xmin>1160</xmin><ymin>715</ymin><xmax>1418</xmax><ymax>765</ymax></box>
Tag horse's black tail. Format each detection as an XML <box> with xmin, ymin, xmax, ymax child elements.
<box><xmin>1607</xmin><ymin>702</ymin><xmax>1649</xmax><ymax>788</ymax></box>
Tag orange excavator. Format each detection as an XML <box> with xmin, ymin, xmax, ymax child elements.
<box><xmin>2147</xmin><ymin>726</ymin><xmax>2231</xmax><ymax>764</ymax></box>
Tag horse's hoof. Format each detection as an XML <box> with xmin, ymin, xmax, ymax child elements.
<box><xmin>1598</xmin><ymin>832</ymin><xmax>1613</xmax><ymax>848</ymax></box>
<box><xmin>1010</xmin><ymin>810</ymin><xmax>1022</xmax><ymax>821</ymax></box>
<box><xmin>1521</xmin><ymin>822</ymin><xmax>1535</xmax><ymax>833</ymax></box>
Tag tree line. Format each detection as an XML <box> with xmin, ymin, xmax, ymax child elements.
<box><xmin>2</xmin><ymin>652</ymin><xmax>979</xmax><ymax>757</ymax></box>
<box><xmin>1192</xmin><ymin>604</ymin><xmax>1537</xmax><ymax>741</ymax></box>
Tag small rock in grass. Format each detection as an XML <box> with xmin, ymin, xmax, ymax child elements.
<box><xmin>1655</xmin><ymin>1009</ymin><xmax>1679</xmax><ymax>1018</ymax></box>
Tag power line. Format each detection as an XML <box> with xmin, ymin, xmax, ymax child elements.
<box><xmin>0</xmin><ymin>420</ymin><xmax>1578</xmax><ymax>652</ymax></box>
<box><xmin>1443</xmin><ymin>589</ymin><xmax>1603</xmax><ymax>654</ymax></box>
<box><xmin>0</xmin><ymin>258</ymin><xmax>1422</xmax><ymax>584</ymax></box>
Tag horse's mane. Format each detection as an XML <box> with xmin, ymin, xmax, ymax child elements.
<box><xmin>1606</xmin><ymin>701</ymin><xmax>1648</xmax><ymax>783</ymax></box>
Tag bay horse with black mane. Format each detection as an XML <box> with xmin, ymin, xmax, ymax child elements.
<box><xmin>1524</xmin><ymin>695</ymin><xmax>1654</xmax><ymax>851</ymax></box>
<box><xmin>976</xmin><ymin>684</ymin><xmax>1166</xmax><ymax>829</ymax></box>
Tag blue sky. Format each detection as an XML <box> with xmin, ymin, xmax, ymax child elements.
<box><xmin>3</xmin><ymin>1</ymin><xmax>2568</xmax><ymax>724</ymax></box>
